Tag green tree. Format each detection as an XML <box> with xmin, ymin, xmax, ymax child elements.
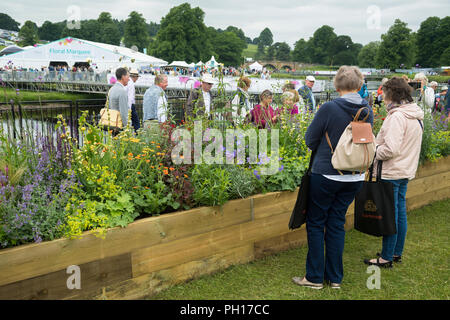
<box><xmin>39</xmin><ymin>21</ymin><xmax>64</xmax><ymax>41</ymax></box>
<box><xmin>292</xmin><ymin>38</ymin><xmax>311</xmax><ymax>63</ymax></box>
<box><xmin>255</xmin><ymin>41</ymin><xmax>265</xmax><ymax>60</ymax></box>
<box><xmin>273</xmin><ymin>42</ymin><xmax>291</xmax><ymax>61</ymax></box>
<box><xmin>60</xmin><ymin>19</ymin><xmax>100</xmax><ymax>42</ymax></box>
<box><xmin>265</xmin><ymin>45</ymin><xmax>275</xmax><ymax>60</ymax></box>
<box><xmin>0</xmin><ymin>13</ymin><xmax>20</xmax><ymax>31</ymax></box>
<box><xmin>147</xmin><ymin>22</ymin><xmax>160</xmax><ymax>37</ymax></box>
<box><xmin>358</xmin><ymin>41</ymin><xmax>380</xmax><ymax>67</ymax></box>
<box><xmin>416</xmin><ymin>16</ymin><xmax>441</xmax><ymax>67</ymax></box>
<box><xmin>124</xmin><ymin>11</ymin><xmax>149</xmax><ymax>51</ymax></box>
<box><xmin>376</xmin><ymin>19</ymin><xmax>416</xmax><ymax>69</ymax></box>
<box><xmin>440</xmin><ymin>47</ymin><xmax>450</xmax><ymax>66</ymax></box>
<box><xmin>258</xmin><ymin>27</ymin><xmax>273</xmax><ymax>47</ymax></box>
<box><xmin>211</xmin><ymin>31</ymin><xmax>246</xmax><ymax>66</ymax></box>
<box><xmin>97</xmin><ymin>12</ymin><xmax>121</xmax><ymax>45</ymax></box>
<box><xmin>150</xmin><ymin>3</ymin><xmax>213</xmax><ymax>63</ymax></box>
<box><xmin>309</xmin><ymin>25</ymin><xmax>337</xmax><ymax>64</ymax></box>
<box><xmin>19</xmin><ymin>20</ymin><xmax>39</xmax><ymax>46</ymax></box>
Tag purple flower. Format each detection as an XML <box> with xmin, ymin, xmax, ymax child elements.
<box><xmin>253</xmin><ymin>170</ymin><xmax>261</xmax><ymax>180</ymax></box>
<box><xmin>279</xmin><ymin>165</ymin><xmax>284</xmax><ymax>172</ymax></box>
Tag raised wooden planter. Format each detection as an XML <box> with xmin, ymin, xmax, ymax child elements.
<box><xmin>0</xmin><ymin>156</ymin><xmax>449</xmax><ymax>300</ymax></box>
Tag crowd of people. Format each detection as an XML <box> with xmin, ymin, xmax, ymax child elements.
<box><xmin>104</xmin><ymin>64</ymin><xmax>448</xmax><ymax>290</ymax></box>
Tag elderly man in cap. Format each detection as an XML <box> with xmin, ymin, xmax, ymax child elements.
<box><xmin>298</xmin><ymin>75</ymin><xmax>316</xmax><ymax>112</ymax></box>
<box><xmin>186</xmin><ymin>73</ymin><xmax>216</xmax><ymax>118</ymax></box>
<box><xmin>126</xmin><ymin>68</ymin><xmax>140</xmax><ymax>131</ymax></box>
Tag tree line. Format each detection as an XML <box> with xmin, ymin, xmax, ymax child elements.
<box><xmin>1</xmin><ymin>5</ymin><xmax>449</xmax><ymax>68</ymax></box>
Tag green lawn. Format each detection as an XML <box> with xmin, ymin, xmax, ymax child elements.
<box><xmin>243</xmin><ymin>44</ymin><xmax>258</xmax><ymax>60</ymax></box>
<box><xmin>0</xmin><ymin>88</ymin><xmax>104</xmax><ymax>103</ymax></box>
<box><xmin>149</xmin><ymin>199</ymin><xmax>450</xmax><ymax>300</ymax></box>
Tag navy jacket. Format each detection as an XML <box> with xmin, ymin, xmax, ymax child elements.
<box><xmin>305</xmin><ymin>97</ymin><xmax>373</xmax><ymax>175</ymax></box>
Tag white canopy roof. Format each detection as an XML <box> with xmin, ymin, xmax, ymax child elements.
<box><xmin>196</xmin><ymin>61</ymin><xmax>204</xmax><ymax>66</ymax></box>
<box><xmin>168</xmin><ymin>61</ymin><xmax>190</xmax><ymax>68</ymax></box>
<box><xmin>205</xmin><ymin>56</ymin><xmax>218</xmax><ymax>68</ymax></box>
<box><xmin>249</xmin><ymin>61</ymin><xmax>263</xmax><ymax>71</ymax></box>
<box><xmin>0</xmin><ymin>37</ymin><xmax>168</xmax><ymax>71</ymax></box>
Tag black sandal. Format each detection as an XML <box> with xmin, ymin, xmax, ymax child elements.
<box><xmin>377</xmin><ymin>252</ymin><xmax>402</xmax><ymax>263</ymax></box>
<box><xmin>364</xmin><ymin>257</ymin><xmax>393</xmax><ymax>268</ymax></box>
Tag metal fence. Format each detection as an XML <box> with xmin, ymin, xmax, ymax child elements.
<box><xmin>0</xmin><ymin>70</ymin><xmax>109</xmax><ymax>83</ymax></box>
<box><xmin>0</xmin><ymin>98</ymin><xmax>187</xmax><ymax>145</ymax></box>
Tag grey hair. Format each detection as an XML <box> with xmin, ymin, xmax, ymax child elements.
<box><xmin>155</xmin><ymin>74</ymin><xmax>168</xmax><ymax>85</ymax></box>
<box><xmin>333</xmin><ymin>66</ymin><xmax>364</xmax><ymax>92</ymax></box>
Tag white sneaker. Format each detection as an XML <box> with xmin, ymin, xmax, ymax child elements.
<box><xmin>292</xmin><ymin>276</ymin><xmax>323</xmax><ymax>290</ymax></box>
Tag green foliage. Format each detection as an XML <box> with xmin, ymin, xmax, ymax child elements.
<box><xmin>150</xmin><ymin>3</ymin><xmax>213</xmax><ymax>63</ymax></box>
<box><xmin>292</xmin><ymin>39</ymin><xmax>310</xmax><ymax>63</ymax></box>
<box><xmin>97</xmin><ymin>12</ymin><xmax>121</xmax><ymax>46</ymax></box>
<box><xmin>358</xmin><ymin>41</ymin><xmax>381</xmax><ymax>68</ymax></box>
<box><xmin>210</xmin><ymin>31</ymin><xmax>246</xmax><ymax>67</ymax></box>
<box><xmin>416</xmin><ymin>16</ymin><xmax>450</xmax><ymax>68</ymax></box>
<box><xmin>38</xmin><ymin>21</ymin><xmax>64</xmax><ymax>41</ymax></box>
<box><xmin>225</xmin><ymin>165</ymin><xmax>257</xmax><ymax>199</ymax></box>
<box><xmin>258</xmin><ymin>28</ymin><xmax>273</xmax><ymax>47</ymax></box>
<box><xmin>19</xmin><ymin>20</ymin><xmax>39</xmax><ymax>46</ymax></box>
<box><xmin>376</xmin><ymin>19</ymin><xmax>416</xmax><ymax>69</ymax></box>
<box><xmin>191</xmin><ymin>164</ymin><xmax>230</xmax><ymax>207</ymax></box>
<box><xmin>0</xmin><ymin>13</ymin><xmax>20</xmax><ymax>31</ymax></box>
<box><xmin>123</xmin><ymin>11</ymin><xmax>149</xmax><ymax>51</ymax></box>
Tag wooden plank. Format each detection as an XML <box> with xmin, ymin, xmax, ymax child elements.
<box><xmin>407</xmin><ymin>188</ymin><xmax>449</xmax><ymax>211</ymax></box>
<box><xmin>0</xmin><ymin>253</ymin><xmax>132</xmax><ymax>300</ymax></box>
<box><xmin>251</xmin><ymin>189</ymin><xmax>298</xmax><ymax>219</ymax></box>
<box><xmin>0</xmin><ymin>197</ymin><xmax>251</xmax><ymax>287</ymax></box>
<box><xmin>415</xmin><ymin>156</ymin><xmax>450</xmax><ymax>179</ymax></box>
<box><xmin>254</xmin><ymin>226</ymin><xmax>307</xmax><ymax>259</ymax></box>
<box><xmin>406</xmin><ymin>171</ymin><xmax>450</xmax><ymax>199</ymax></box>
<box><xmin>132</xmin><ymin>211</ymin><xmax>292</xmax><ymax>277</ymax></box>
<box><xmin>85</xmin><ymin>244</ymin><xmax>255</xmax><ymax>300</ymax></box>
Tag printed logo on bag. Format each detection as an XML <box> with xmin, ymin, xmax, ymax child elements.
<box><xmin>364</xmin><ymin>200</ymin><xmax>377</xmax><ymax>212</ymax></box>
<box><xmin>362</xmin><ymin>200</ymin><xmax>382</xmax><ymax>220</ymax></box>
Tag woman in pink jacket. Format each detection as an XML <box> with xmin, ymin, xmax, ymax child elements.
<box><xmin>364</xmin><ymin>77</ymin><xmax>424</xmax><ymax>268</ymax></box>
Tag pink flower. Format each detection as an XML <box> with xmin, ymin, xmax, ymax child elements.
<box><xmin>178</xmin><ymin>76</ymin><xmax>189</xmax><ymax>84</ymax></box>
<box><xmin>109</xmin><ymin>76</ymin><xmax>117</xmax><ymax>84</ymax></box>
<box><xmin>194</xmin><ymin>80</ymin><xmax>201</xmax><ymax>89</ymax></box>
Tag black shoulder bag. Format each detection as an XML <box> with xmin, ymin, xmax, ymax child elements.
<box><xmin>354</xmin><ymin>160</ymin><xmax>396</xmax><ymax>237</ymax></box>
<box><xmin>288</xmin><ymin>151</ymin><xmax>316</xmax><ymax>230</ymax></box>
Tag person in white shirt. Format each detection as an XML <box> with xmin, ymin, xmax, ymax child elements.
<box><xmin>186</xmin><ymin>73</ymin><xmax>216</xmax><ymax>119</ymax></box>
<box><xmin>424</xmin><ymin>81</ymin><xmax>437</xmax><ymax>112</ymax></box>
<box><xmin>126</xmin><ymin>69</ymin><xmax>140</xmax><ymax>131</ymax></box>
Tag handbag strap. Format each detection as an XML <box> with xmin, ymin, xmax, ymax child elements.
<box><xmin>353</xmin><ymin>107</ymin><xmax>370</xmax><ymax>122</ymax></box>
<box><xmin>369</xmin><ymin>159</ymin><xmax>383</xmax><ymax>182</ymax></box>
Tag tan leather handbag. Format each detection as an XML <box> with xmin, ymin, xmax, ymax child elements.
<box><xmin>99</xmin><ymin>96</ymin><xmax>123</xmax><ymax>129</ymax></box>
<box><xmin>326</xmin><ymin>107</ymin><xmax>375</xmax><ymax>174</ymax></box>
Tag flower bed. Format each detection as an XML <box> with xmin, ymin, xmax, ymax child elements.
<box><xmin>0</xmin><ymin>155</ymin><xmax>448</xmax><ymax>299</ymax></box>
<box><xmin>0</xmin><ymin>87</ymin><xmax>449</xmax><ymax>299</ymax></box>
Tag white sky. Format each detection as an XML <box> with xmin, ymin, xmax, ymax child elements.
<box><xmin>3</xmin><ymin>0</ymin><xmax>450</xmax><ymax>47</ymax></box>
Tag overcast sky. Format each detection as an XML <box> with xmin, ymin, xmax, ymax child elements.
<box><xmin>3</xmin><ymin>0</ymin><xmax>450</xmax><ymax>46</ymax></box>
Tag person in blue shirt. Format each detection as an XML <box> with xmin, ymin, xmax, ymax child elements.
<box><xmin>358</xmin><ymin>78</ymin><xmax>369</xmax><ymax>101</ymax></box>
<box><xmin>298</xmin><ymin>75</ymin><xmax>316</xmax><ymax>112</ymax></box>
<box><xmin>292</xmin><ymin>65</ymin><xmax>373</xmax><ymax>290</ymax></box>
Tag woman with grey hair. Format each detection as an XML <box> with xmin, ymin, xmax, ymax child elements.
<box><xmin>292</xmin><ymin>65</ymin><xmax>373</xmax><ymax>290</ymax></box>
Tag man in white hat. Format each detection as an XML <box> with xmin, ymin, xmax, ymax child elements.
<box><xmin>126</xmin><ymin>68</ymin><xmax>140</xmax><ymax>131</ymax></box>
<box><xmin>186</xmin><ymin>73</ymin><xmax>216</xmax><ymax>118</ymax></box>
<box><xmin>298</xmin><ymin>75</ymin><xmax>316</xmax><ymax>112</ymax></box>
<box><xmin>424</xmin><ymin>81</ymin><xmax>438</xmax><ymax>112</ymax></box>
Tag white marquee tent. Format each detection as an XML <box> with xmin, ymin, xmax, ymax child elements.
<box><xmin>249</xmin><ymin>61</ymin><xmax>263</xmax><ymax>72</ymax></box>
<box><xmin>205</xmin><ymin>56</ymin><xmax>220</xmax><ymax>69</ymax></box>
<box><xmin>168</xmin><ymin>61</ymin><xmax>190</xmax><ymax>68</ymax></box>
<box><xmin>0</xmin><ymin>37</ymin><xmax>168</xmax><ymax>71</ymax></box>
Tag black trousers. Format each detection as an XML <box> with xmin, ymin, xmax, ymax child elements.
<box><xmin>131</xmin><ymin>104</ymin><xmax>140</xmax><ymax>131</ymax></box>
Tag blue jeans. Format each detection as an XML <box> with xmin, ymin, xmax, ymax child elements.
<box><xmin>305</xmin><ymin>174</ymin><xmax>363</xmax><ymax>284</ymax></box>
<box><xmin>381</xmin><ymin>179</ymin><xmax>409</xmax><ymax>261</ymax></box>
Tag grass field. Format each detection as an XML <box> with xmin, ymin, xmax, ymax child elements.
<box><xmin>243</xmin><ymin>44</ymin><xmax>258</xmax><ymax>60</ymax></box>
<box><xmin>0</xmin><ymin>88</ymin><xmax>104</xmax><ymax>103</ymax></box>
<box><xmin>149</xmin><ymin>199</ymin><xmax>450</xmax><ymax>300</ymax></box>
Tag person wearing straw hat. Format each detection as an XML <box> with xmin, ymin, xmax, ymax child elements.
<box><xmin>126</xmin><ymin>68</ymin><xmax>140</xmax><ymax>131</ymax></box>
<box><xmin>186</xmin><ymin>73</ymin><xmax>217</xmax><ymax>119</ymax></box>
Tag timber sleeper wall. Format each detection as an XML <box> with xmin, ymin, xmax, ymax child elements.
<box><xmin>0</xmin><ymin>156</ymin><xmax>449</xmax><ymax>299</ymax></box>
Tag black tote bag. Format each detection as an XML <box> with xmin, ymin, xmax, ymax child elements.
<box><xmin>288</xmin><ymin>151</ymin><xmax>316</xmax><ymax>230</ymax></box>
<box><xmin>354</xmin><ymin>161</ymin><xmax>396</xmax><ymax>237</ymax></box>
